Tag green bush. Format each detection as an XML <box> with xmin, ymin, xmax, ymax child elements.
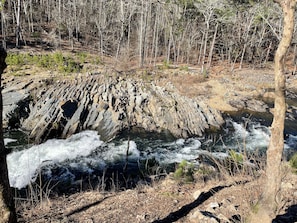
<box><xmin>174</xmin><ymin>160</ymin><xmax>195</xmax><ymax>183</ymax></box>
<box><xmin>6</xmin><ymin>52</ymin><xmax>83</xmax><ymax>74</ymax></box>
<box><xmin>229</xmin><ymin>150</ymin><xmax>244</xmax><ymax>164</ymax></box>
<box><xmin>6</xmin><ymin>53</ymin><xmax>25</xmax><ymax>66</ymax></box>
<box><xmin>219</xmin><ymin>149</ymin><xmax>245</xmax><ymax>175</ymax></box>
<box><xmin>53</xmin><ymin>52</ymin><xmax>64</xmax><ymax>64</ymax></box>
<box><xmin>38</xmin><ymin>54</ymin><xmax>52</xmax><ymax>68</ymax></box>
<box><xmin>76</xmin><ymin>51</ymin><xmax>87</xmax><ymax>63</ymax></box>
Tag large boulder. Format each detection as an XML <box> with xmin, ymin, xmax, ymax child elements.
<box><xmin>17</xmin><ymin>74</ymin><xmax>224</xmax><ymax>142</ymax></box>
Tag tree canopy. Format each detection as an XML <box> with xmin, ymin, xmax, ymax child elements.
<box><xmin>0</xmin><ymin>0</ymin><xmax>290</xmax><ymax>68</ymax></box>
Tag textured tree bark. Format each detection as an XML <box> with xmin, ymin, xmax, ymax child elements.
<box><xmin>0</xmin><ymin>48</ymin><xmax>17</xmax><ymax>223</ymax></box>
<box><xmin>251</xmin><ymin>1</ymin><xmax>296</xmax><ymax>222</ymax></box>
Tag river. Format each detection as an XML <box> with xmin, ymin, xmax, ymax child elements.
<box><xmin>4</xmin><ymin>112</ymin><xmax>297</xmax><ymax>193</ymax></box>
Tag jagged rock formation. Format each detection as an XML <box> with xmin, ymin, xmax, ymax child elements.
<box><xmin>3</xmin><ymin>85</ymin><xmax>31</xmax><ymax>129</ymax></box>
<box><xmin>3</xmin><ymin>73</ymin><xmax>224</xmax><ymax>142</ymax></box>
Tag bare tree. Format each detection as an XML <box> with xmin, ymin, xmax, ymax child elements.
<box><xmin>13</xmin><ymin>0</ymin><xmax>21</xmax><ymax>48</ymax></box>
<box><xmin>0</xmin><ymin>47</ymin><xmax>17</xmax><ymax>223</ymax></box>
<box><xmin>0</xmin><ymin>0</ymin><xmax>290</xmax><ymax>69</ymax></box>
<box><xmin>138</xmin><ymin>0</ymin><xmax>148</xmax><ymax>67</ymax></box>
<box><xmin>0</xmin><ymin>0</ymin><xmax>6</xmax><ymax>49</ymax></box>
<box><xmin>251</xmin><ymin>0</ymin><xmax>297</xmax><ymax>221</ymax></box>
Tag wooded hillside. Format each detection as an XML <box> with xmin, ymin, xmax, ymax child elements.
<box><xmin>0</xmin><ymin>0</ymin><xmax>293</xmax><ymax>69</ymax></box>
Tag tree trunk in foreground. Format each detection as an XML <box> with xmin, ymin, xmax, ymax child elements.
<box><xmin>0</xmin><ymin>48</ymin><xmax>17</xmax><ymax>223</ymax></box>
<box><xmin>251</xmin><ymin>1</ymin><xmax>296</xmax><ymax>222</ymax></box>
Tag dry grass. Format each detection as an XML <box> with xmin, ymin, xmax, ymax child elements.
<box><xmin>14</xmin><ymin>152</ymin><xmax>297</xmax><ymax>223</ymax></box>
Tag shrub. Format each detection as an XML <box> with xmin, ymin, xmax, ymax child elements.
<box><xmin>6</xmin><ymin>52</ymin><xmax>83</xmax><ymax>74</ymax></box>
<box><xmin>38</xmin><ymin>54</ymin><xmax>52</xmax><ymax>68</ymax></box>
<box><xmin>53</xmin><ymin>52</ymin><xmax>64</xmax><ymax>64</ymax></box>
<box><xmin>174</xmin><ymin>160</ymin><xmax>195</xmax><ymax>183</ymax></box>
<box><xmin>229</xmin><ymin>150</ymin><xmax>244</xmax><ymax>164</ymax></box>
<box><xmin>216</xmin><ymin>149</ymin><xmax>245</xmax><ymax>176</ymax></box>
<box><xmin>76</xmin><ymin>51</ymin><xmax>87</xmax><ymax>63</ymax></box>
<box><xmin>6</xmin><ymin>53</ymin><xmax>25</xmax><ymax>66</ymax></box>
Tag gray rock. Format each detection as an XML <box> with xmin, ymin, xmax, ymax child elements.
<box><xmin>193</xmin><ymin>190</ymin><xmax>202</xmax><ymax>200</ymax></box>
<box><xmin>3</xmin><ymin>83</ymin><xmax>31</xmax><ymax>128</ymax></box>
<box><xmin>5</xmin><ymin>75</ymin><xmax>225</xmax><ymax>142</ymax></box>
<box><xmin>189</xmin><ymin>209</ymin><xmax>219</xmax><ymax>223</ymax></box>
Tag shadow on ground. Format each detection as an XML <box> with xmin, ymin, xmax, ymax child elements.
<box><xmin>152</xmin><ymin>185</ymin><xmax>229</xmax><ymax>223</ymax></box>
<box><xmin>66</xmin><ymin>195</ymin><xmax>113</xmax><ymax>217</ymax></box>
<box><xmin>274</xmin><ymin>204</ymin><xmax>297</xmax><ymax>223</ymax></box>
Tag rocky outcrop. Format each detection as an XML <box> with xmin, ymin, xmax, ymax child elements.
<box><xmin>3</xmin><ymin>73</ymin><xmax>224</xmax><ymax>142</ymax></box>
<box><xmin>3</xmin><ymin>84</ymin><xmax>31</xmax><ymax>128</ymax></box>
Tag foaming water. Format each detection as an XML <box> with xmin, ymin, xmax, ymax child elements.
<box><xmin>7</xmin><ymin>130</ymin><xmax>104</xmax><ymax>189</ymax></box>
<box><xmin>6</xmin><ymin>131</ymin><xmax>205</xmax><ymax>189</ymax></box>
<box><xmin>4</xmin><ymin>118</ymin><xmax>297</xmax><ymax>190</ymax></box>
<box><xmin>227</xmin><ymin>120</ymin><xmax>270</xmax><ymax>151</ymax></box>
<box><xmin>4</xmin><ymin>138</ymin><xmax>17</xmax><ymax>145</ymax></box>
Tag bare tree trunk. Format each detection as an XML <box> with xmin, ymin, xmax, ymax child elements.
<box><xmin>197</xmin><ymin>31</ymin><xmax>205</xmax><ymax>65</ymax></box>
<box><xmin>0</xmin><ymin>48</ymin><xmax>17</xmax><ymax>223</ymax></box>
<box><xmin>153</xmin><ymin>10</ymin><xmax>160</xmax><ymax>66</ymax></box>
<box><xmin>207</xmin><ymin>22</ymin><xmax>218</xmax><ymax>70</ymax></box>
<box><xmin>58</xmin><ymin>0</ymin><xmax>61</xmax><ymax>48</ymax></box>
<box><xmin>139</xmin><ymin>0</ymin><xmax>145</xmax><ymax>67</ymax></box>
<box><xmin>201</xmin><ymin>21</ymin><xmax>209</xmax><ymax>71</ymax></box>
<box><xmin>239</xmin><ymin>15</ymin><xmax>253</xmax><ymax>69</ymax></box>
<box><xmin>116</xmin><ymin>0</ymin><xmax>124</xmax><ymax>60</ymax></box>
<box><xmin>13</xmin><ymin>0</ymin><xmax>21</xmax><ymax>48</ymax></box>
<box><xmin>1</xmin><ymin>10</ymin><xmax>6</xmax><ymax>50</ymax></box>
<box><xmin>251</xmin><ymin>1</ymin><xmax>296</xmax><ymax>221</ymax></box>
<box><xmin>23</xmin><ymin>0</ymin><xmax>33</xmax><ymax>33</ymax></box>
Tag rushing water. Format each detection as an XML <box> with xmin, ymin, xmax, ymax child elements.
<box><xmin>4</xmin><ymin>113</ymin><xmax>297</xmax><ymax>193</ymax></box>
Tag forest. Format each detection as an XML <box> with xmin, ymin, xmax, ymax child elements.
<box><xmin>0</xmin><ymin>0</ymin><xmax>293</xmax><ymax>70</ymax></box>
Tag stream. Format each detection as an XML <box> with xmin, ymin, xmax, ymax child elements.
<box><xmin>4</xmin><ymin>111</ymin><xmax>297</xmax><ymax>194</ymax></box>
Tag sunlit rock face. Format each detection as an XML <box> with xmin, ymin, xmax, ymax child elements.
<box><xmin>3</xmin><ymin>74</ymin><xmax>224</xmax><ymax>142</ymax></box>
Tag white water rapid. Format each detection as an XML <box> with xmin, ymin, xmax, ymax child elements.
<box><xmin>5</xmin><ymin>119</ymin><xmax>297</xmax><ymax>189</ymax></box>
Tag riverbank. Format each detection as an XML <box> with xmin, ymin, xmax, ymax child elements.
<box><xmin>17</xmin><ymin>166</ymin><xmax>297</xmax><ymax>223</ymax></box>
